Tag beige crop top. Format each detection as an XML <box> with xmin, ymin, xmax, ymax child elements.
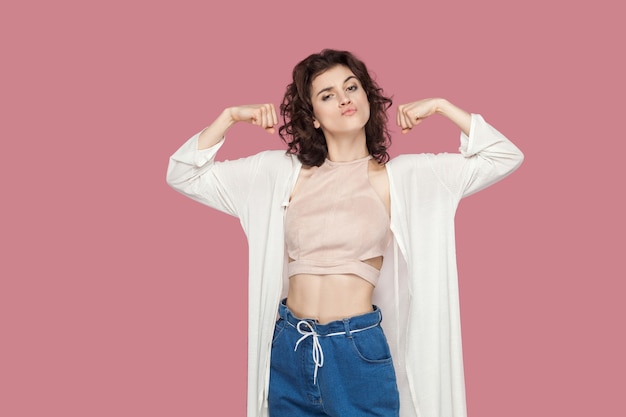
<box><xmin>284</xmin><ymin>155</ymin><xmax>392</xmax><ymax>286</ymax></box>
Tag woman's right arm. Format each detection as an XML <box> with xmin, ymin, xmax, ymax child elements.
<box><xmin>198</xmin><ymin>104</ymin><xmax>278</xmax><ymax>149</ymax></box>
<box><xmin>166</xmin><ymin>104</ymin><xmax>278</xmax><ymax>217</ymax></box>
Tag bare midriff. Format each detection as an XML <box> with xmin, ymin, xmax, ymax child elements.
<box><xmin>286</xmin><ymin>256</ymin><xmax>382</xmax><ymax>324</ymax></box>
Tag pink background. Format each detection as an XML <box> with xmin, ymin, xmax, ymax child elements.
<box><xmin>2</xmin><ymin>1</ymin><xmax>624</xmax><ymax>416</ymax></box>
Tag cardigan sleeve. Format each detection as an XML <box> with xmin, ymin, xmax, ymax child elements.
<box><xmin>166</xmin><ymin>132</ymin><xmax>268</xmax><ymax>218</ymax></box>
<box><xmin>427</xmin><ymin>113</ymin><xmax>524</xmax><ymax>199</ymax></box>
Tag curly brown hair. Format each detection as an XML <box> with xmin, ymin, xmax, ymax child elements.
<box><xmin>279</xmin><ymin>49</ymin><xmax>393</xmax><ymax>167</ymax></box>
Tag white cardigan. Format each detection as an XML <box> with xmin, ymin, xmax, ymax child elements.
<box><xmin>167</xmin><ymin>114</ymin><xmax>524</xmax><ymax>417</ymax></box>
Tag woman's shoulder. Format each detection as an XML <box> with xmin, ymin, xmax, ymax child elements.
<box><xmin>388</xmin><ymin>151</ymin><xmax>462</xmax><ymax>167</ymax></box>
<box><xmin>387</xmin><ymin>153</ymin><xmax>430</xmax><ymax>170</ymax></box>
<box><xmin>250</xmin><ymin>149</ymin><xmax>299</xmax><ymax>163</ymax></box>
<box><xmin>387</xmin><ymin>152</ymin><xmax>460</xmax><ymax>182</ymax></box>
<box><xmin>253</xmin><ymin>149</ymin><xmax>301</xmax><ymax>173</ymax></box>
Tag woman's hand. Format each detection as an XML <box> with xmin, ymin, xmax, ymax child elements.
<box><xmin>228</xmin><ymin>103</ymin><xmax>278</xmax><ymax>134</ymax></box>
<box><xmin>397</xmin><ymin>98</ymin><xmax>471</xmax><ymax>136</ymax></box>
<box><xmin>396</xmin><ymin>98</ymin><xmax>443</xmax><ymax>134</ymax></box>
<box><xmin>198</xmin><ymin>103</ymin><xmax>278</xmax><ymax>150</ymax></box>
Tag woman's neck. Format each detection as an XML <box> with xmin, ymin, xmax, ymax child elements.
<box><xmin>324</xmin><ymin>131</ymin><xmax>369</xmax><ymax>162</ymax></box>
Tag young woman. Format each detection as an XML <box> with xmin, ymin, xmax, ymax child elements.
<box><xmin>167</xmin><ymin>49</ymin><xmax>523</xmax><ymax>417</ymax></box>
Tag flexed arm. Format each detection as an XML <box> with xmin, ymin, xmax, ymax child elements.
<box><xmin>394</xmin><ymin>98</ymin><xmax>523</xmax><ymax>198</ymax></box>
<box><xmin>167</xmin><ymin>103</ymin><xmax>280</xmax><ymax>217</ymax></box>
<box><xmin>397</xmin><ymin>98</ymin><xmax>470</xmax><ymax>136</ymax></box>
<box><xmin>198</xmin><ymin>104</ymin><xmax>278</xmax><ymax>149</ymax></box>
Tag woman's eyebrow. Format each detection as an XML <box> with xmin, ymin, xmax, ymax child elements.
<box><xmin>315</xmin><ymin>76</ymin><xmax>358</xmax><ymax>97</ymax></box>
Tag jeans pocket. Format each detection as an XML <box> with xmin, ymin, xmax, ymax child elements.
<box><xmin>349</xmin><ymin>324</ymin><xmax>393</xmax><ymax>363</ymax></box>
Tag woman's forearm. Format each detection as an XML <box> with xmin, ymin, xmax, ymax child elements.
<box><xmin>197</xmin><ymin>108</ymin><xmax>236</xmax><ymax>150</ymax></box>
<box><xmin>435</xmin><ymin>99</ymin><xmax>471</xmax><ymax>137</ymax></box>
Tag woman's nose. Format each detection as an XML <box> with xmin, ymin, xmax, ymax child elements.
<box><xmin>339</xmin><ymin>94</ymin><xmax>351</xmax><ymax>105</ymax></box>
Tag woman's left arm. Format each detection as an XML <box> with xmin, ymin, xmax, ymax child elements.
<box><xmin>396</xmin><ymin>98</ymin><xmax>524</xmax><ymax>198</ymax></box>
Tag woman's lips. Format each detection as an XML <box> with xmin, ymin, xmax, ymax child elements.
<box><xmin>342</xmin><ymin>108</ymin><xmax>357</xmax><ymax>116</ymax></box>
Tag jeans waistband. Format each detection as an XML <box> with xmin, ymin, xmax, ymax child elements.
<box><xmin>279</xmin><ymin>299</ymin><xmax>384</xmax><ymax>384</ymax></box>
<box><xmin>278</xmin><ymin>298</ymin><xmax>382</xmax><ymax>336</ymax></box>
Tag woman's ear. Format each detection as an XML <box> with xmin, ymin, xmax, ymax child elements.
<box><xmin>313</xmin><ymin>119</ymin><xmax>321</xmax><ymax>129</ymax></box>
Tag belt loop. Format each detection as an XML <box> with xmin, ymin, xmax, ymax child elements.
<box><xmin>375</xmin><ymin>305</ymin><xmax>382</xmax><ymax>324</ymax></box>
<box><xmin>342</xmin><ymin>318</ymin><xmax>352</xmax><ymax>338</ymax></box>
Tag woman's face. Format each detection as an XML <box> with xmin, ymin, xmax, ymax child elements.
<box><xmin>310</xmin><ymin>65</ymin><xmax>370</xmax><ymax>137</ymax></box>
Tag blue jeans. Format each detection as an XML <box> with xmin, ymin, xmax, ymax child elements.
<box><xmin>268</xmin><ymin>299</ymin><xmax>400</xmax><ymax>416</ymax></box>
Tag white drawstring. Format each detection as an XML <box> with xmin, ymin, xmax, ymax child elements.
<box><xmin>294</xmin><ymin>320</ymin><xmax>324</xmax><ymax>384</ymax></box>
<box><xmin>292</xmin><ymin>319</ymin><xmax>379</xmax><ymax>384</ymax></box>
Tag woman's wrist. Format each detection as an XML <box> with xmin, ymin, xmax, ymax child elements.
<box><xmin>434</xmin><ymin>98</ymin><xmax>452</xmax><ymax>116</ymax></box>
<box><xmin>219</xmin><ymin>107</ymin><xmax>238</xmax><ymax>129</ymax></box>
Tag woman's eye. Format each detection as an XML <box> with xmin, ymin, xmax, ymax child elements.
<box><xmin>347</xmin><ymin>85</ymin><xmax>358</xmax><ymax>92</ymax></box>
<box><xmin>321</xmin><ymin>94</ymin><xmax>332</xmax><ymax>101</ymax></box>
